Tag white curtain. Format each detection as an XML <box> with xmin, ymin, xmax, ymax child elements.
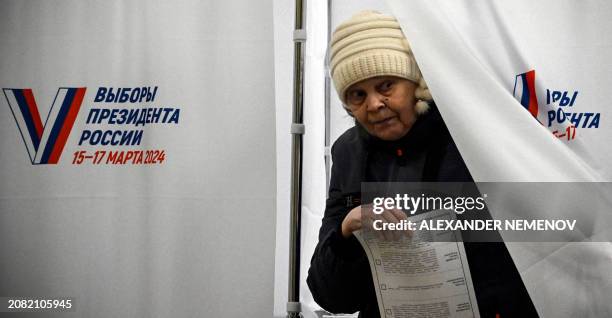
<box><xmin>0</xmin><ymin>1</ymin><xmax>276</xmax><ymax>317</ymax></box>
<box><xmin>388</xmin><ymin>0</ymin><xmax>612</xmax><ymax>316</ymax></box>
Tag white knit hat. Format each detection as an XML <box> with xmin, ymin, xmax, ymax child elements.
<box><xmin>329</xmin><ymin>10</ymin><xmax>432</xmax><ymax>114</ymax></box>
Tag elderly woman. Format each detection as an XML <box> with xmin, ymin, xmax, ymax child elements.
<box><xmin>307</xmin><ymin>11</ymin><xmax>538</xmax><ymax>318</ymax></box>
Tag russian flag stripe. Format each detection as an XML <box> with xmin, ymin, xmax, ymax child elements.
<box><xmin>3</xmin><ymin>89</ymin><xmax>37</xmax><ymax>163</ymax></box>
<box><xmin>526</xmin><ymin>70</ymin><xmax>539</xmax><ymax>117</ymax></box>
<box><xmin>40</xmin><ymin>88</ymin><xmax>76</xmax><ymax>164</ymax></box>
<box><xmin>513</xmin><ymin>74</ymin><xmax>529</xmax><ymax>110</ymax></box>
<box><xmin>513</xmin><ymin>70</ymin><xmax>539</xmax><ymax>120</ymax></box>
<box><xmin>520</xmin><ymin>74</ymin><xmax>529</xmax><ymax>109</ymax></box>
<box><xmin>22</xmin><ymin>89</ymin><xmax>44</xmax><ymax>138</ymax></box>
<box><xmin>13</xmin><ymin>89</ymin><xmax>41</xmax><ymax>150</ymax></box>
<box><xmin>35</xmin><ymin>88</ymin><xmax>68</xmax><ymax>164</ymax></box>
<box><xmin>47</xmin><ymin>87</ymin><xmax>86</xmax><ymax>164</ymax></box>
<box><xmin>4</xmin><ymin>87</ymin><xmax>86</xmax><ymax>164</ymax></box>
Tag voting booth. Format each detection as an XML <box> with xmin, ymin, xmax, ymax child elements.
<box><xmin>275</xmin><ymin>1</ymin><xmax>612</xmax><ymax>317</ymax></box>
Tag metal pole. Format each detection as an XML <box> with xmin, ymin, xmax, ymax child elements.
<box><xmin>324</xmin><ymin>0</ymin><xmax>332</xmax><ymax>193</ymax></box>
<box><xmin>287</xmin><ymin>0</ymin><xmax>306</xmax><ymax>317</ymax></box>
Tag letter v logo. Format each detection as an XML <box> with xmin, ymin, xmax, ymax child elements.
<box><xmin>513</xmin><ymin>70</ymin><xmax>539</xmax><ymax>119</ymax></box>
<box><xmin>3</xmin><ymin>87</ymin><xmax>86</xmax><ymax>164</ymax></box>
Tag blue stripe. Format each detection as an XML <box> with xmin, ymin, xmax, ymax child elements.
<box><xmin>40</xmin><ymin>88</ymin><xmax>75</xmax><ymax>164</ymax></box>
<box><xmin>520</xmin><ymin>73</ymin><xmax>530</xmax><ymax>110</ymax></box>
<box><xmin>13</xmin><ymin>89</ymin><xmax>41</xmax><ymax>150</ymax></box>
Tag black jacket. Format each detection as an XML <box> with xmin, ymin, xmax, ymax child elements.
<box><xmin>307</xmin><ymin>106</ymin><xmax>539</xmax><ymax>318</ymax></box>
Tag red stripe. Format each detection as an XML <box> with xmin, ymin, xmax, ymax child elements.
<box><xmin>526</xmin><ymin>70</ymin><xmax>539</xmax><ymax>117</ymax></box>
<box><xmin>48</xmin><ymin>88</ymin><xmax>86</xmax><ymax>164</ymax></box>
<box><xmin>22</xmin><ymin>89</ymin><xmax>44</xmax><ymax>138</ymax></box>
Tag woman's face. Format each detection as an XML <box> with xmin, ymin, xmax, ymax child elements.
<box><xmin>345</xmin><ymin>76</ymin><xmax>418</xmax><ymax>141</ymax></box>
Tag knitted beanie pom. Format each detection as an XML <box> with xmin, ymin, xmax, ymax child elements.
<box><xmin>414</xmin><ymin>77</ymin><xmax>432</xmax><ymax>114</ymax></box>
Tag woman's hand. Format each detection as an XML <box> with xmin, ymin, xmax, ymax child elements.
<box><xmin>341</xmin><ymin>206</ymin><xmax>363</xmax><ymax>238</ymax></box>
<box><xmin>341</xmin><ymin>204</ymin><xmax>411</xmax><ymax>240</ymax></box>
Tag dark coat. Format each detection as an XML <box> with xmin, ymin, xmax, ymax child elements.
<box><xmin>307</xmin><ymin>106</ymin><xmax>539</xmax><ymax>318</ymax></box>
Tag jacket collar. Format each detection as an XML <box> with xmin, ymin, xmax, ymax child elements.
<box><xmin>356</xmin><ymin>103</ymin><xmax>443</xmax><ymax>154</ymax></box>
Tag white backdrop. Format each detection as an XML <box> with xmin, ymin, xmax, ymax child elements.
<box><xmin>0</xmin><ymin>1</ymin><xmax>276</xmax><ymax>317</ymax></box>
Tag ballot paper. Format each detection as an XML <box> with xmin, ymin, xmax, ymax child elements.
<box><xmin>354</xmin><ymin>210</ymin><xmax>480</xmax><ymax>318</ymax></box>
